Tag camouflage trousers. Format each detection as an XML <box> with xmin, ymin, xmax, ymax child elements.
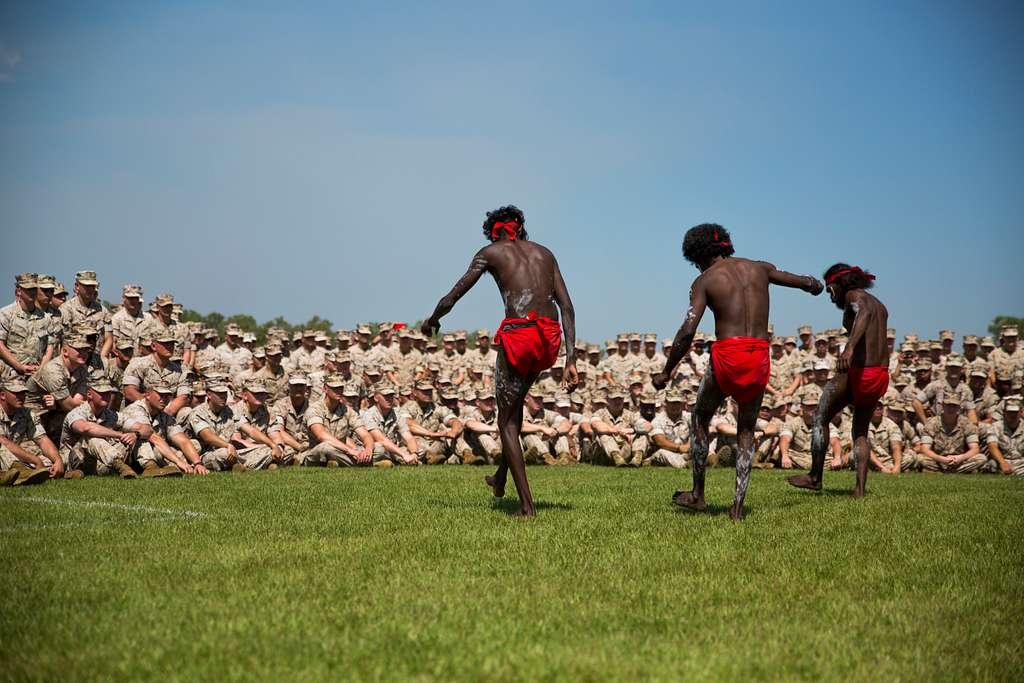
<box><xmin>920</xmin><ymin>453</ymin><xmax>989</xmax><ymax>473</ymax></box>
<box><xmin>457</xmin><ymin>433</ymin><xmax>501</xmax><ymax>465</ymax></box>
<box><xmin>66</xmin><ymin>438</ymin><xmax>129</xmax><ymax>475</ymax></box>
<box><xmin>295</xmin><ymin>442</ymin><xmax>357</xmax><ymax>467</ymax></box>
<box><xmin>647</xmin><ymin>448</ymin><xmax>690</xmax><ymax>468</ymax></box>
<box><xmin>593</xmin><ymin>434</ymin><xmax>646</xmax><ymax>466</ymax></box>
<box><xmin>201</xmin><ymin>445</ymin><xmax>273</xmax><ymax>471</ymax></box>
<box><xmin>0</xmin><ymin>439</ymin><xmax>46</xmax><ymax>471</ymax></box>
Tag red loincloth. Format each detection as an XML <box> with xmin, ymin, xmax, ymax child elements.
<box><xmin>710</xmin><ymin>336</ymin><xmax>771</xmax><ymax>404</ymax></box>
<box><xmin>492</xmin><ymin>311</ymin><xmax>562</xmax><ymax>377</ymax></box>
<box><xmin>846</xmin><ymin>365</ymin><xmax>889</xmax><ymax>409</ymax></box>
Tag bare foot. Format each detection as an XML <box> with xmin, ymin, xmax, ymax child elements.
<box><xmin>852</xmin><ymin>486</ymin><xmax>865</xmax><ymax>498</ymax></box>
<box><xmin>671</xmin><ymin>490</ymin><xmax>707</xmax><ymax>512</ymax></box>
<box><xmin>485</xmin><ymin>475</ymin><xmax>505</xmax><ymax>498</ymax></box>
<box><xmin>729</xmin><ymin>501</ymin><xmax>744</xmax><ymax>521</ymax></box>
<box><xmin>511</xmin><ymin>507</ymin><xmax>536</xmax><ymax>518</ymax></box>
<box><xmin>786</xmin><ymin>474</ymin><xmax>822</xmax><ymax>491</ymax></box>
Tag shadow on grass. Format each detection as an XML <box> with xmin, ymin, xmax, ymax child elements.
<box><xmin>489</xmin><ymin>499</ymin><xmax>574</xmax><ymax>514</ymax></box>
<box><xmin>670</xmin><ymin>502</ymin><xmax>755</xmax><ymax>518</ymax></box>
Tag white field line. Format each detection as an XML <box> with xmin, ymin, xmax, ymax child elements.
<box><xmin>1</xmin><ymin>495</ymin><xmax>207</xmax><ymax>519</ymax></box>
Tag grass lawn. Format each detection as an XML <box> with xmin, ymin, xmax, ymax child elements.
<box><xmin>2</xmin><ymin>466</ymin><xmax>1022</xmax><ymax>681</ymax></box>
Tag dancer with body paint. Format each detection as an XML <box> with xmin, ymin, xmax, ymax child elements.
<box><xmin>652</xmin><ymin>224</ymin><xmax>823</xmax><ymax>520</ymax></box>
<box><xmin>788</xmin><ymin>264</ymin><xmax>889</xmax><ymax>498</ymax></box>
<box><xmin>422</xmin><ymin>205</ymin><xmax>577</xmax><ymax>517</ymax></box>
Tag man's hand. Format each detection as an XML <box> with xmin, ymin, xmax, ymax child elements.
<box><xmin>1000</xmin><ymin>459</ymin><xmax>1013</xmax><ymax>475</ymax></box>
<box><xmin>354</xmin><ymin>446</ymin><xmax>372</xmax><ymax>465</ymax></box>
<box><xmin>179</xmin><ymin>461</ymin><xmax>195</xmax><ymax>474</ymax></box>
<box><xmin>806</xmin><ymin>277</ymin><xmax>824</xmax><ymax>296</ymax></box>
<box><xmin>226</xmin><ymin>444</ymin><xmax>238</xmax><ymax>465</ymax></box>
<box><xmin>563</xmin><ymin>363</ymin><xmax>579</xmax><ymax>390</ymax></box>
<box><xmin>421</xmin><ymin>319</ymin><xmax>440</xmax><ymax>337</ymax></box>
<box><xmin>20</xmin><ymin>362</ymin><xmax>39</xmax><ymax>375</ymax></box>
<box><xmin>651</xmin><ymin>372</ymin><xmax>670</xmax><ymax>390</ymax></box>
<box><xmin>401</xmin><ymin>450</ymin><xmax>418</xmax><ymax>466</ymax></box>
<box><xmin>271</xmin><ymin>444</ymin><xmax>283</xmax><ymax>462</ymax></box>
<box><xmin>119</xmin><ymin>432</ymin><xmax>138</xmax><ymax>447</ymax></box>
<box><xmin>193</xmin><ymin>463</ymin><xmax>210</xmax><ymax>475</ymax></box>
<box><xmin>780</xmin><ymin>456</ymin><xmax>793</xmax><ymax>469</ymax></box>
<box><xmin>49</xmin><ymin>458</ymin><xmax>64</xmax><ymax>478</ymax></box>
<box><xmin>837</xmin><ymin>349</ymin><xmax>853</xmax><ymax>372</ymax></box>
<box><xmin>43</xmin><ymin>394</ymin><xmax>55</xmax><ymax>409</ymax></box>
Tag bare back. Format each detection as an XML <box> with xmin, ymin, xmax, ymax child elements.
<box><xmin>481</xmin><ymin>240</ymin><xmax>560</xmax><ymax>320</ymax></box>
<box><xmin>842</xmin><ymin>290</ymin><xmax>889</xmax><ymax>367</ymax></box>
<box><xmin>697</xmin><ymin>257</ymin><xmax>774</xmax><ymax>340</ymax></box>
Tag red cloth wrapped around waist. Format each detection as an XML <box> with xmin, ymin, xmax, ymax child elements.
<box><xmin>710</xmin><ymin>336</ymin><xmax>771</xmax><ymax>404</ymax></box>
<box><xmin>493</xmin><ymin>311</ymin><xmax>562</xmax><ymax>377</ymax></box>
<box><xmin>847</xmin><ymin>365</ymin><xmax>889</xmax><ymax>408</ymax></box>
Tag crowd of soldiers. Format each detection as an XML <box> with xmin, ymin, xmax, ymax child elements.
<box><xmin>1</xmin><ymin>270</ymin><xmax>1023</xmax><ymax>486</ymax></box>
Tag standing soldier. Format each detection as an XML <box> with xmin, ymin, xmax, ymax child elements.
<box><xmin>111</xmin><ymin>284</ymin><xmax>148</xmax><ymax>350</ymax></box>
<box><xmin>0</xmin><ymin>273</ymin><xmax>54</xmax><ymax>383</ymax></box>
<box><xmin>60</xmin><ymin>270</ymin><xmax>113</xmax><ymax>360</ymax></box>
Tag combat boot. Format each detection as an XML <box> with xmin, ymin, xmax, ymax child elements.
<box><xmin>64</xmin><ymin>469</ymin><xmax>85</xmax><ymax>480</ymax></box>
<box><xmin>113</xmin><ymin>460</ymin><xmax>137</xmax><ymax>479</ymax></box>
<box><xmin>11</xmin><ymin>463</ymin><xmax>49</xmax><ymax>486</ymax></box>
<box><xmin>0</xmin><ymin>469</ymin><xmax>19</xmax><ymax>486</ymax></box>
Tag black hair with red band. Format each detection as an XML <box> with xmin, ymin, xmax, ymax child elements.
<box><xmin>682</xmin><ymin>223</ymin><xmax>735</xmax><ymax>266</ymax></box>
<box><xmin>824</xmin><ymin>263</ymin><xmax>875</xmax><ymax>291</ymax></box>
<box><xmin>483</xmin><ymin>205</ymin><xmax>528</xmax><ymax>242</ymax></box>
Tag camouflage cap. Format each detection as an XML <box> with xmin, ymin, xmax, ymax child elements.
<box><xmin>148</xmin><ymin>379</ymin><xmax>176</xmax><ymax>395</ymax></box>
<box><xmin>287</xmin><ymin>373</ymin><xmax>309</xmax><ymax>386</ymax></box>
<box><xmin>476</xmin><ymin>328</ymin><xmax>491</xmax><ymax>339</ymax></box>
<box><xmin>252</xmin><ymin>348</ymin><xmax>266</xmax><ymax>359</ymax></box>
<box><xmin>2</xmin><ymin>377</ymin><xmax>29</xmax><ymax>392</ymax></box>
<box><xmin>639</xmin><ymin>391</ymin><xmax>657</xmax><ymax>405</ymax></box>
<box><xmin>886</xmin><ymin>400</ymin><xmax>906</xmax><ymax>413</ymax></box>
<box><xmin>242</xmin><ymin>332</ymin><xmax>257</xmax><ymax>343</ymax></box>
<box><xmin>65</xmin><ymin>334</ymin><xmax>93</xmax><ymax>350</ymax></box>
<box><xmin>36</xmin><ymin>274</ymin><xmax>56</xmax><ymax>289</ymax></box>
<box><xmin>225</xmin><ymin>324</ymin><xmax>242</xmax><ymax>336</ymax></box>
<box><xmin>442</xmin><ymin>334</ymin><xmax>455</xmax><ymax>343</ymax></box>
<box><xmin>53</xmin><ymin>281</ymin><xmax>67</xmax><ymax>296</ymax></box>
<box><xmin>154</xmin><ymin>293</ymin><xmax>174</xmax><ymax>306</ymax></box>
<box><xmin>88</xmin><ymin>378</ymin><xmax>116</xmax><ymax>393</ymax></box>
<box><xmin>914</xmin><ymin>361</ymin><xmax>933</xmax><ymax>372</ymax></box>
<box><xmin>205</xmin><ymin>329</ymin><xmax>218</xmax><ymax>340</ymax></box>
<box><xmin>265</xmin><ymin>343</ymin><xmax>283</xmax><ymax>356</ymax></box>
<box><xmin>335</xmin><ymin>351</ymin><xmax>352</xmax><ymax>363</ymax></box>
<box><xmin>963</xmin><ymin>335</ymin><xmax>979</xmax><ymax>346</ymax></box>
<box><xmin>357</xmin><ymin>325</ymin><xmax>372</xmax><ymax>335</ymax></box>
<box><xmin>1001</xmin><ymin>325</ymin><xmax>1019</xmax><ymax>338</ymax></box>
<box><xmin>969</xmin><ymin>366</ymin><xmax>989</xmax><ymax>378</ymax></box>
<box><xmin>454</xmin><ymin>331</ymin><xmax>468</xmax><ymax>341</ymax></box>
<box><xmin>798</xmin><ymin>325</ymin><xmax>812</xmax><ymax>335</ymax></box>
<box><xmin>207</xmin><ymin>378</ymin><xmax>231</xmax><ymax>393</ymax></box>
<box><xmin>800</xmin><ymin>387</ymin><xmax>822</xmax><ymax>405</ymax></box>
<box><xmin>364</xmin><ymin>365</ymin><xmax>382</xmax><ymax>377</ymax></box>
<box><xmin>784</xmin><ymin>336</ymin><xmax>797</xmax><ymax>345</ymax></box>
<box><xmin>75</xmin><ymin>270</ymin><xmax>99</xmax><ymax>285</ymax></box>
<box><xmin>153</xmin><ymin>330</ymin><xmax>176</xmax><ymax>344</ymax></box>
<box><xmin>770</xmin><ymin>336</ymin><xmax>783</xmax><ymax>346</ymax></box>
<box><xmin>944</xmin><ymin>354</ymin><xmax>964</xmax><ymax>368</ymax></box>
<box><xmin>1005</xmin><ymin>398</ymin><xmax>1022</xmax><ymax>412</ymax></box>
<box><xmin>476</xmin><ymin>389</ymin><xmax>495</xmax><ymax>401</ymax></box>
<box><xmin>643</xmin><ymin>333</ymin><xmax>658</xmax><ymax>344</ymax></box>
<box><xmin>664</xmin><ymin>390</ymin><xmax>685</xmax><ymax>403</ymax></box>
<box><xmin>555</xmin><ymin>395</ymin><xmax>572</xmax><ymax>408</ymax></box>
<box><xmin>940</xmin><ymin>395</ymin><xmax>962</xmax><ymax>408</ymax></box>
<box><xmin>244</xmin><ymin>378</ymin><xmax>269</xmax><ymax>393</ymax></box>
<box><xmin>693</xmin><ymin>332</ymin><xmax>707</xmax><ymax>343</ymax></box>
<box><xmin>981</xmin><ymin>336</ymin><xmax>996</xmax><ymax>348</ymax></box>
<box><xmin>342</xmin><ymin>384</ymin><xmax>361</xmax><ymax>398</ymax></box>
<box><xmin>414</xmin><ymin>379</ymin><xmax>435</xmax><ymax>392</ymax></box>
<box><xmin>761</xmin><ymin>394</ymin><xmax>776</xmax><ymax>410</ymax></box>
<box><xmin>904</xmin><ymin>334</ymin><xmax>919</xmax><ymax>343</ymax></box>
<box><xmin>122</xmin><ymin>283</ymin><xmax>143</xmax><ymax>298</ymax></box>
<box><xmin>374</xmin><ymin>384</ymin><xmax>396</xmax><ymax>397</ymax></box>
<box><xmin>813</xmin><ymin>360</ymin><xmax>831</xmax><ymax>371</ymax></box>
<box><xmin>15</xmin><ymin>273</ymin><xmax>38</xmax><ymax>288</ymax></box>
<box><xmin>628</xmin><ymin>333</ymin><xmax>642</xmax><ymax>342</ymax></box>
<box><xmin>379</xmin><ymin>322</ymin><xmax>393</xmax><ymax>332</ymax></box>
<box><xmin>606</xmin><ymin>388</ymin><xmax>627</xmax><ymax>400</ymax></box>
<box><xmin>324</xmin><ymin>374</ymin><xmax>347</xmax><ymax>389</ymax></box>
<box><xmin>114</xmin><ymin>336</ymin><xmax>135</xmax><ymax>350</ymax></box>
<box><xmin>939</xmin><ymin>329</ymin><xmax>954</xmax><ymax>341</ymax></box>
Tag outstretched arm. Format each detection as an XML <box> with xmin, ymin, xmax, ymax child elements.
<box><xmin>653</xmin><ymin>282</ymin><xmax>707</xmax><ymax>388</ymax></box>
<box><xmin>765</xmin><ymin>262</ymin><xmax>824</xmax><ymax>295</ymax></box>
<box><xmin>551</xmin><ymin>256</ymin><xmax>578</xmax><ymax>388</ymax></box>
<box><xmin>421</xmin><ymin>250</ymin><xmax>490</xmax><ymax>336</ymax></box>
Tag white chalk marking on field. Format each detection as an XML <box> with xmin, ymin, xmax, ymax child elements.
<box><xmin>2</xmin><ymin>496</ymin><xmax>207</xmax><ymax>519</ymax></box>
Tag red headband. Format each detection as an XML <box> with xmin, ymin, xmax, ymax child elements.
<box><xmin>712</xmin><ymin>228</ymin><xmax>731</xmax><ymax>248</ymax></box>
<box><xmin>826</xmin><ymin>266</ymin><xmax>875</xmax><ymax>286</ymax></box>
<box><xmin>491</xmin><ymin>221</ymin><xmax>519</xmax><ymax>241</ymax></box>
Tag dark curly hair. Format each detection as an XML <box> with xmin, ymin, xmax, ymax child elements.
<box><xmin>483</xmin><ymin>205</ymin><xmax>528</xmax><ymax>242</ymax></box>
<box><xmin>682</xmin><ymin>223</ymin><xmax>735</xmax><ymax>266</ymax></box>
<box><xmin>823</xmin><ymin>262</ymin><xmax>875</xmax><ymax>291</ymax></box>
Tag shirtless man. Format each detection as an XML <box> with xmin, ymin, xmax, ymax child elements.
<box><xmin>422</xmin><ymin>205</ymin><xmax>578</xmax><ymax>517</ymax></box>
<box><xmin>788</xmin><ymin>264</ymin><xmax>889</xmax><ymax>498</ymax></box>
<box><xmin>652</xmin><ymin>224</ymin><xmax>822</xmax><ymax>521</ymax></box>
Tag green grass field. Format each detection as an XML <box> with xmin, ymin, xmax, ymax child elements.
<box><xmin>2</xmin><ymin>466</ymin><xmax>1022</xmax><ymax>681</ymax></box>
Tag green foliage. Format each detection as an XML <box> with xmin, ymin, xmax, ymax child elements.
<box><xmin>990</xmin><ymin>315</ymin><xmax>1024</xmax><ymax>336</ymax></box>
<box><xmin>180</xmin><ymin>309</ymin><xmax>335</xmax><ymax>344</ymax></box>
<box><xmin>2</xmin><ymin>468</ymin><xmax>1021</xmax><ymax>680</ymax></box>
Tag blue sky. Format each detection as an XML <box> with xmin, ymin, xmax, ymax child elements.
<box><xmin>1</xmin><ymin>1</ymin><xmax>1021</xmax><ymax>344</ymax></box>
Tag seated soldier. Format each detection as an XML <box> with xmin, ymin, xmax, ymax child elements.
<box><xmin>913</xmin><ymin>354</ymin><xmax>977</xmax><ymax>426</ymax></box>
<box><xmin>863</xmin><ymin>401</ymin><xmax>905</xmax><ymax>474</ymax></box>
<box><xmin>983</xmin><ymin>397</ymin><xmax>1023</xmax><ymax>476</ymax></box>
<box><xmin>521</xmin><ymin>389</ymin><xmax>572</xmax><ymax>465</ymax></box>
<box><xmin>753</xmin><ymin>394</ymin><xmax>782</xmax><ymax>468</ymax></box>
<box><xmin>60</xmin><ymin>378</ymin><xmax>138</xmax><ymax>479</ymax></box>
<box><xmin>0</xmin><ymin>377</ymin><xmax>61</xmax><ymax>485</ymax></box>
<box><xmin>188</xmin><ymin>377</ymin><xmax>273</xmax><ymax>472</ymax></box>
<box><xmin>268</xmin><ymin>373</ymin><xmax>312</xmax><ymax>459</ymax></box>
<box><xmin>916</xmin><ymin>395</ymin><xmax>988</xmax><ymax>473</ymax></box>
<box><xmin>25</xmin><ymin>333</ymin><xmax>91</xmax><ymax>441</ymax></box>
<box><xmin>779</xmin><ymin>388</ymin><xmax>822</xmax><ymax>470</ymax></box>
<box><xmin>300</xmin><ymin>373</ymin><xmax>374</xmax><ymax>467</ymax></box>
<box><xmin>457</xmin><ymin>389</ymin><xmax>502</xmax><ymax>465</ymax></box>
<box><xmin>122</xmin><ymin>330</ymin><xmax>190</xmax><ymax>418</ymax></box>
<box><xmin>361</xmin><ymin>385</ymin><xmax>418</xmax><ymax>467</ymax></box>
<box><xmin>646</xmin><ymin>389</ymin><xmax>691</xmax><ymax>468</ymax></box>
<box><xmin>121</xmin><ymin>381</ymin><xmax>206</xmax><ymax>477</ymax></box>
<box><xmin>967</xmin><ymin>366</ymin><xmax>999</xmax><ymax>423</ymax></box>
<box><xmin>590</xmin><ymin>389</ymin><xmax>638</xmax><ymax>467</ymax></box>
<box><xmin>233</xmin><ymin>378</ymin><xmax>287</xmax><ymax>468</ymax></box>
<box><xmin>401</xmin><ymin>380</ymin><xmax>461</xmax><ymax>465</ymax></box>
<box><xmin>630</xmin><ymin>391</ymin><xmax>659</xmax><ymax>465</ymax></box>
<box><xmin>886</xmin><ymin>400</ymin><xmax>925</xmax><ymax>471</ymax></box>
